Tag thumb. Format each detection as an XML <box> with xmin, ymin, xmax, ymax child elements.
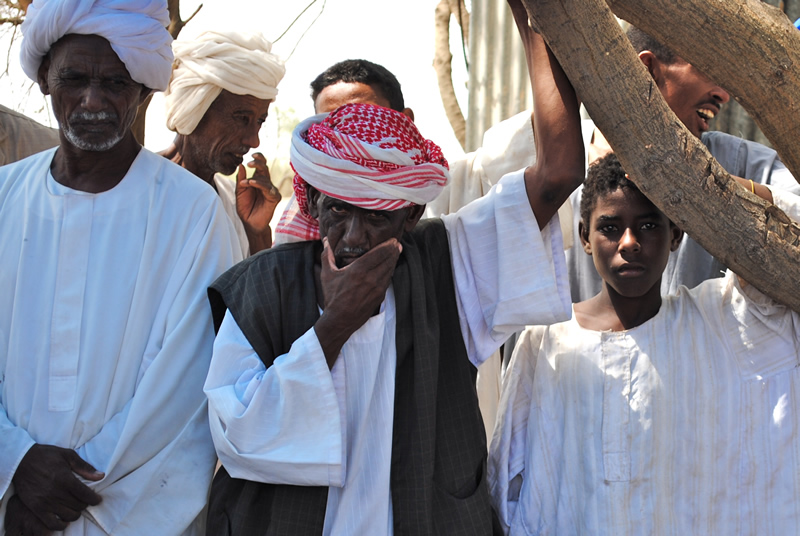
<box><xmin>65</xmin><ymin>450</ymin><xmax>104</xmax><ymax>481</ymax></box>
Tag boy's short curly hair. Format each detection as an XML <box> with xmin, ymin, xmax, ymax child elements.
<box><xmin>580</xmin><ymin>153</ymin><xmax>640</xmax><ymax>226</ymax></box>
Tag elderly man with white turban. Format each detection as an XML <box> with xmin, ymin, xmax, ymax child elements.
<box><xmin>160</xmin><ymin>30</ymin><xmax>286</xmax><ymax>257</ymax></box>
<box><xmin>0</xmin><ymin>1</ymin><xmax>239</xmax><ymax>535</ymax></box>
<box><xmin>202</xmin><ymin>22</ymin><xmax>583</xmax><ymax>533</ymax></box>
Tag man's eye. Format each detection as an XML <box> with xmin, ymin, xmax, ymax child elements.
<box><xmin>329</xmin><ymin>205</ymin><xmax>347</xmax><ymax>215</ymax></box>
<box><xmin>600</xmin><ymin>225</ymin><xmax>617</xmax><ymax>233</ymax></box>
<box><xmin>641</xmin><ymin>222</ymin><xmax>658</xmax><ymax>230</ymax></box>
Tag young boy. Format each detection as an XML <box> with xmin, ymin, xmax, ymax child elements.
<box><xmin>489</xmin><ymin>153</ymin><xmax>800</xmax><ymax>535</ymax></box>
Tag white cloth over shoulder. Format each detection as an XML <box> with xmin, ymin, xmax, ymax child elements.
<box><xmin>206</xmin><ymin>169</ymin><xmax>571</xmax><ymax>536</ymax></box>
<box><xmin>20</xmin><ymin>0</ymin><xmax>173</xmax><ymax>91</ymax></box>
<box><xmin>0</xmin><ymin>148</ymin><xmax>239</xmax><ymax>535</ymax></box>
<box><xmin>165</xmin><ymin>31</ymin><xmax>285</xmax><ymax>135</ymax></box>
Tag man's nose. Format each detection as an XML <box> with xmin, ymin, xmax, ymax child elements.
<box><xmin>711</xmin><ymin>85</ymin><xmax>730</xmax><ymax>105</ymax></box>
<box><xmin>80</xmin><ymin>84</ymin><xmax>106</xmax><ymax>112</ymax></box>
<box><xmin>243</xmin><ymin>123</ymin><xmax>261</xmax><ymax>149</ymax></box>
<box><xmin>342</xmin><ymin>215</ymin><xmax>369</xmax><ymax>248</ymax></box>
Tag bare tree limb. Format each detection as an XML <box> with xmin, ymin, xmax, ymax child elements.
<box><xmin>434</xmin><ymin>0</ymin><xmax>467</xmax><ymax>149</ymax></box>
<box><xmin>605</xmin><ymin>0</ymin><xmax>800</xmax><ymax>186</ymax></box>
<box><xmin>521</xmin><ymin>0</ymin><xmax>800</xmax><ymax>311</ymax></box>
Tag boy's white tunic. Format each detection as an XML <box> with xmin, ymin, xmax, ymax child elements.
<box><xmin>0</xmin><ymin>148</ymin><xmax>240</xmax><ymax>535</ymax></box>
<box><xmin>206</xmin><ymin>171</ymin><xmax>573</xmax><ymax>535</ymax></box>
<box><xmin>489</xmin><ymin>192</ymin><xmax>800</xmax><ymax>535</ymax></box>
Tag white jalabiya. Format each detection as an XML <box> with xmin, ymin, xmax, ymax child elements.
<box><xmin>0</xmin><ymin>148</ymin><xmax>240</xmax><ymax>535</ymax></box>
<box><xmin>206</xmin><ymin>170</ymin><xmax>572</xmax><ymax>535</ymax></box>
<box><xmin>165</xmin><ymin>31</ymin><xmax>285</xmax><ymax>135</ymax></box>
<box><xmin>489</xmin><ymin>192</ymin><xmax>800</xmax><ymax>536</ymax></box>
<box><xmin>20</xmin><ymin>0</ymin><xmax>173</xmax><ymax>91</ymax></box>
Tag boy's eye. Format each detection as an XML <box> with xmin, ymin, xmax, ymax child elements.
<box><xmin>641</xmin><ymin>222</ymin><xmax>658</xmax><ymax>230</ymax></box>
<box><xmin>599</xmin><ymin>225</ymin><xmax>617</xmax><ymax>234</ymax></box>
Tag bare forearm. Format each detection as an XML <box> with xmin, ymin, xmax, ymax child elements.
<box><xmin>732</xmin><ymin>175</ymin><xmax>773</xmax><ymax>204</ymax></box>
<box><xmin>526</xmin><ymin>34</ymin><xmax>584</xmax><ymax>228</ymax></box>
<box><xmin>244</xmin><ymin>225</ymin><xmax>273</xmax><ymax>254</ymax></box>
<box><xmin>314</xmin><ymin>313</ymin><xmax>355</xmax><ymax>369</ymax></box>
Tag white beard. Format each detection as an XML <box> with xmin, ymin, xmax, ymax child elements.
<box><xmin>62</xmin><ymin>112</ymin><xmax>124</xmax><ymax>152</ymax></box>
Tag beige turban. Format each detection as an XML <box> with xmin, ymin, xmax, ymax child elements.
<box><xmin>20</xmin><ymin>0</ymin><xmax>173</xmax><ymax>91</ymax></box>
<box><xmin>164</xmin><ymin>31</ymin><xmax>286</xmax><ymax>135</ymax></box>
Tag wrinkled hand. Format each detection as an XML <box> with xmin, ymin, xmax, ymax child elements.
<box><xmin>235</xmin><ymin>152</ymin><xmax>282</xmax><ymax>234</ymax></box>
<box><xmin>314</xmin><ymin>237</ymin><xmax>402</xmax><ymax>365</ymax></box>
<box><xmin>12</xmin><ymin>444</ymin><xmax>103</xmax><ymax>532</ymax></box>
<box><xmin>5</xmin><ymin>495</ymin><xmax>52</xmax><ymax>536</ymax></box>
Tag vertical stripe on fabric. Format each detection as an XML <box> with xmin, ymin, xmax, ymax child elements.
<box><xmin>48</xmin><ymin>194</ymin><xmax>93</xmax><ymax>412</ymax></box>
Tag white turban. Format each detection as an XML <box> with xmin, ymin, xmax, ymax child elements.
<box><xmin>164</xmin><ymin>31</ymin><xmax>285</xmax><ymax>135</ymax></box>
<box><xmin>20</xmin><ymin>0</ymin><xmax>173</xmax><ymax>91</ymax></box>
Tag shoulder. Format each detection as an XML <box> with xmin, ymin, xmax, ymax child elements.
<box><xmin>213</xmin><ymin>240</ymin><xmax>318</xmax><ymax>294</ymax></box>
<box><xmin>0</xmin><ymin>148</ymin><xmax>56</xmax><ymax>194</ymax></box>
<box><xmin>136</xmin><ymin>148</ymin><xmax>217</xmax><ymax>201</ymax></box>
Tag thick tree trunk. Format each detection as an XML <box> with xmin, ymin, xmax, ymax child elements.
<box><xmin>520</xmin><ymin>0</ymin><xmax>800</xmax><ymax>310</ymax></box>
<box><xmin>605</xmin><ymin>0</ymin><xmax>800</xmax><ymax>186</ymax></box>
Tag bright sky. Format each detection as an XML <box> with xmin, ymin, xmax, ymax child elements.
<box><xmin>0</xmin><ymin>0</ymin><xmax>470</xmax><ymax>170</ymax></box>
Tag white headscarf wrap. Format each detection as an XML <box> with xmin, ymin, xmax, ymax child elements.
<box><xmin>164</xmin><ymin>31</ymin><xmax>285</xmax><ymax>135</ymax></box>
<box><xmin>20</xmin><ymin>0</ymin><xmax>173</xmax><ymax>91</ymax></box>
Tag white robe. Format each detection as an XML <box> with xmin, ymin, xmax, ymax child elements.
<box><xmin>489</xmin><ymin>193</ymin><xmax>800</xmax><ymax>536</ymax></box>
<box><xmin>205</xmin><ymin>170</ymin><xmax>573</xmax><ymax>535</ymax></box>
<box><xmin>0</xmin><ymin>147</ymin><xmax>240</xmax><ymax>535</ymax></box>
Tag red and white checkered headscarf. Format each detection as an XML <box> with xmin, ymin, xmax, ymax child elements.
<box><xmin>276</xmin><ymin>103</ymin><xmax>450</xmax><ymax>242</ymax></box>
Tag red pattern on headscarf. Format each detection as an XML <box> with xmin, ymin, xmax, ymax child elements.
<box><xmin>292</xmin><ymin>103</ymin><xmax>448</xmax><ymax>224</ymax></box>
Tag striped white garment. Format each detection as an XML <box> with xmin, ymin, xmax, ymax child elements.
<box><xmin>490</xmin><ymin>270</ymin><xmax>800</xmax><ymax>535</ymax></box>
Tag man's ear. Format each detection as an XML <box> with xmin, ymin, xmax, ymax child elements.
<box><xmin>307</xmin><ymin>186</ymin><xmax>321</xmax><ymax>220</ymax></box>
<box><xmin>669</xmin><ymin>224</ymin><xmax>684</xmax><ymax>252</ymax></box>
<box><xmin>579</xmin><ymin>220</ymin><xmax>593</xmax><ymax>255</ymax></box>
<box><xmin>638</xmin><ymin>51</ymin><xmax>664</xmax><ymax>88</ymax></box>
<box><xmin>138</xmin><ymin>85</ymin><xmax>153</xmax><ymax>106</ymax></box>
<box><xmin>402</xmin><ymin>107</ymin><xmax>415</xmax><ymax>122</ymax></box>
<box><xmin>37</xmin><ymin>57</ymin><xmax>51</xmax><ymax>96</ymax></box>
<box><xmin>404</xmin><ymin>204</ymin><xmax>425</xmax><ymax>232</ymax></box>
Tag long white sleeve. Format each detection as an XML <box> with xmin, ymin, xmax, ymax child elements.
<box><xmin>205</xmin><ymin>311</ymin><xmax>344</xmax><ymax>487</ymax></box>
<box><xmin>443</xmin><ymin>169</ymin><xmax>572</xmax><ymax>366</ymax></box>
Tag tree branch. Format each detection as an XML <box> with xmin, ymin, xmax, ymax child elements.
<box><xmin>521</xmin><ymin>0</ymin><xmax>800</xmax><ymax>311</ymax></box>
<box><xmin>434</xmin><ymin>0</ymin><xmax>467</xmax><ymax>149</ymax></box>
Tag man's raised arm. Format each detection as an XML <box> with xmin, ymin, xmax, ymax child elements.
<box><xmin>508</xmin><ymin>0</ymin><xmax>584</xmax><ymax>228</ymax></box>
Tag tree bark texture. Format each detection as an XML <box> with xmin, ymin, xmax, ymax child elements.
<box><xmin>520</xmin><ymin>0</ymin><xmax>800</xmax><ymax>310</ymax></box>
<box><xmin>605</xmin><ymin>0</ymin><xmax>800</xmax><ymax>187</ymax></box>
<box><xmin>434</xmin><ymin>0</ymin><xmax>467</xmax><ymax>149</ymax></box>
